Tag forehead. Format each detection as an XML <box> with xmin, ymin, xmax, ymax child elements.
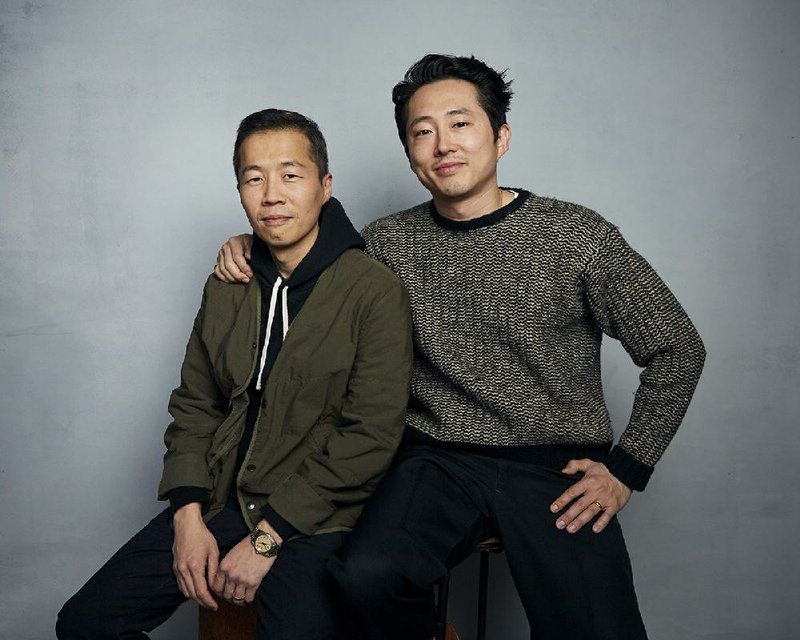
<box><xmin>407</xmin><ymin>78</ymin><xmax>484</xmax><ymax>121</ymax></box>
<box><xmin>238</xmin><ymin>129</ymin><xmax>313</xmax><ymax>166</ymax></box>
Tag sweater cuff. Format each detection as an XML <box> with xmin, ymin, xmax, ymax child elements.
<box><xmin>168</xmin><ymin>486</ymin><xmax>211</xmax><ymax>514</ymax></box>
<box><xmin>604</xmin><ymin>447</ymin><xmax>653</xmax><ymax>492</ymax></box>
<box><xmin>260</xmin><ymin>504</ymin><xmax>298</xmax><ymax>542</ymax></box>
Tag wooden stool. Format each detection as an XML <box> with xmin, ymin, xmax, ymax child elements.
<box><xmin>197</xmin><ymin>539</ymin><xmax>502</xmax><ymax>640</ymax></box>
<box><xmin>198</xmin><ymin>599</ymin><xmax>256</xmax><ymax>640</ymax></box>
<box><xmin>435</xmin><ymin>537</ymin><xmax>504</xmax><ymax>640</ymax></box>
<box><xmin>198</xmin><ymin>599</ymin><xmax>354</xmax><ymax>640</ymax></box>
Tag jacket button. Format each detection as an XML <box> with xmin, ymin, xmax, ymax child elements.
<box><xmin>252</xmin><ymin>342</ymin><xmax>257</xmax><ymax>349</ymax></box>
<box><xmin>246</xmin><ymin>464</ymin><xmax>256</xmax><ymax>472</ymax></box>
<box><xmin>247</xmin><ymin>502</ymin><xmax>256</xmax><ymax>511</ymax></box>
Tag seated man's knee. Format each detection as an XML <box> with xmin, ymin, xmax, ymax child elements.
<box><xmin>56</xmin><ymin>600</ymin><xmax>98</xmax><ymax>640</ymax></box>
<box><xmin>56</xmin><ymin>590</ymin><xmax>123</xmax><ymax>640</ymax></box>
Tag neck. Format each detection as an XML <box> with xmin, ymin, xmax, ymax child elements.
<box><xmin>433</xmin><ymin>185</ymin><xmax>511</xmax><ymax>221</ymax></box>
<box><xmin>268</xmin><ymin>227</ymin><xmax>319</xmax><ymax>280</ymax></box>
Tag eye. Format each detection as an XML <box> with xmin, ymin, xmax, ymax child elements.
<box><xmin>245</xmin><ymin>176</ymin><xmax>262</xmax><ymax>184</ymax></box>
<box><xmin>453</xmin><ymin>121</ymin><xmax>469</xmax><ymax>128</ymax></box>
<box><xmin>413</xmin><ymin>128</ymin><xmax>432</xmax><ymax>137</ymax></box>
<box><xmin>284</xmin><ymin>173</ymin><xmax>300</xmax><ymax>180</ymax></box>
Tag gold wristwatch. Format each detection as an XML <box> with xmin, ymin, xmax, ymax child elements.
<box><xmin>250</xmin><ymin>526</ymin><xmax>281</xmax><ymax>558</ymax></box>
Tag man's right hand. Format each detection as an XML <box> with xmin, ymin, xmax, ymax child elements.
<box><xmin>214</xmin><ymin>233</ymin><xmax>253</xmax><ymax>283</ymax></box>
<box><xmin>172</xmin><ymin>503</ymin><xmax>219</xmax><ymax>610</ymax></box>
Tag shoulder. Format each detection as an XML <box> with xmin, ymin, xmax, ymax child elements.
<box><xmin>522</xmin><ymin>193</ymin><xmax>615</xmax><ymax>237</ymax></box>
<box><xmin>201</xmin><ymin>272</ymin><xmax>256</xmax><ymax>298</ymax></box>
<box><xmin>518</xmin><ymin>193</ymin><xmax>620</xmax><ymax>260</ymax></box>
<box><xmin>362</xmin><ymin>202</ymin><xmax>430</xmax><ymax>245</ymax></box>
<box><xmin>199</xmin><ymin>273</ymin><xmax>257</xmax><ymax>313</ymax></box>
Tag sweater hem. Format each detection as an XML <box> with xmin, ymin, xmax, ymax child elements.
<box><xmin>401</xmin><ymin>428</ymin><xmax>612</xmax><ymax>472</ymax></box>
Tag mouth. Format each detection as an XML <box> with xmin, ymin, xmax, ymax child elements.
<box><xmin>259</xmin><ymin>215</ymin><xmax>292</xmax><ymax>226</ymax></box>
<box><xmin>433</xmin><ymin>161</ymin><xmax>465</xmax><ymax>176</ymax></box>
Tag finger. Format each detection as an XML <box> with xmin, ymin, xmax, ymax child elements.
<box><xmin>244</xmin><ymin>587</ymin><xmax>256</xmax><ymax>605</ymax></box>
<box><xmin>194</xmin><ymin>583</ymin><xmax>217</xmax><ymax>610</ymax></box>
<box><xmin>189</xmin><ymin>564</ymin><xmax>217</xmax><ymax>610</ymax></box>
<box><xmin>561</xmin><ymin>458</ymin><xmax>592</xmax><ymax>475</ymax></box>
<box><xmin>211</xmin><ymin>569</ymin><xmax>226</xmax><ymax>595</ymax></box>
<box><xmin>213</xmin><ymin>263</ymin><xmax>234</xmax><ymax>286</ymax></box>
<box><xmin>221</xmin><ymin>243</ymin><xmax>250</xmax><ymax>283</ymax></box>
<box><xmin>232</xmin><ymin>586</ymin><xmax>248</xmax><ymax>607</ymax></box>
<box><xmin>550</xmin><ymin>478</ymin><xmax>588</xmax><ymax>514</ymax></box>
<box><xmin>562</xmin><ymin>499</ymin><xmax>605</xmax><ymax>534</ymax></box>
<box><xmin>174</xmin><ymin>560</ymin><xmax>199</xmax><ymax>602</ymax></box>
<box><xmin>206</xmin><ymin>549</ymin><xmax>219</xmax><ymax>589</ymax></box>
<box><xmin>174</xmin><ymin>567</ymin><xmax>190</xmax><ymax>600</ymax></box>
<box><xmin>592</xmin><ymin>509</ymin><xmax>615</xmax><ymax>534</ymax></box>
<box><xmin>555</xmin><ymin>491</ymin><xmax>599</xmax><ymax>530</ymax></box>
<box><xmin>223</xmin><ymin>578</ymin><xmax>238</xmax><ymax>601</ymax></box>
<box><xmin>230</xmin><ymin>238</ymin><xmax>253</xmax><ymax>278</ymax></box>
<box><xmin>193</xmin><ymin>571</ymin><xmax>217</xmax><ymax>610</ymax></box>
<box><xmin>243</xmin><ymin>236</ymin><xmax>252</xmax><ymax>261</ymax></box>
<box><xmin>216</xmin><ymin>246</ymin><xmax>241</xmax><ymax>283</ymax></box>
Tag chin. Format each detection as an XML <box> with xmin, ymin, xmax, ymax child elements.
<box><xmin>438</xmin><ymin>184</ymin><xmax>471</xmax><ymax>198</ymax></box>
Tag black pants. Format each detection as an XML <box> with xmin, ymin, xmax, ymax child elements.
<box><xmin>57</xmin><ymin>501</ymin><xmax>347</xmax><ymax>640</ymax></box>
<box><xmin>329</xmin><ymin>446</ymin><xmax>647</xmax><ymax>640</ymax></box>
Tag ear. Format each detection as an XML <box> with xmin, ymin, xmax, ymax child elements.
<box><xmin>496</xmin><ymin>123</ymin><xmax>511</xmax><ymax>160</ymax></box>
<box><xmin>321</xmin><ymin>173</ymin><xmax>333</xmax><ymax>203</ymax></box>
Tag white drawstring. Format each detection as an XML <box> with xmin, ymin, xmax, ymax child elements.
<box><xmin>255</xmin><ymin>277</ymin><xmax>283</xmax><ymax>390</ymax></box>
<box><xmin>281</xmin><ymin>286</ymin><xmax>289</xmax><ymax>340</ymax></box>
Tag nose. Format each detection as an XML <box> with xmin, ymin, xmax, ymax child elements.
<box><xmin>434</xmin><ymin>129</ymin><xmax>457</xmax><ymax>156</ymax></box>
<box><xmin>261</xmin><ymin>178</ymin><xmax>285</xmax><ymax>205</ymax></box>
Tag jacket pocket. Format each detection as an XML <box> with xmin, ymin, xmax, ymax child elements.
<box><xmin>279</xmin><ymin>369</ymin><xmax>348</xmax><ymax>436</ymax></box>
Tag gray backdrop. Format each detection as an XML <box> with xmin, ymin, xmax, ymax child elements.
<box><xmin>2</xmin><ymin>1</ymin><xmax>798</xmax><ymax>638</ymax></box>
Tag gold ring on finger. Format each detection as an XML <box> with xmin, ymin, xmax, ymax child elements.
<box><xmin>592</xmin><ymin>500</ymin><xmax>604</xmax><ymax>510</ymax></box>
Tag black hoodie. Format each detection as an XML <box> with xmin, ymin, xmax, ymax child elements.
<box><xmin>170</xmin><ymin>197</ymin><xmax>364</xmax><ymax>539</ymax></box>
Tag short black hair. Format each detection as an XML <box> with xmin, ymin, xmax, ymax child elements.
<box><xmin>233</xmin><ymin>109</ymin><xmax>329</xmax><ymax>181</ymax></box>
<box><xmin>392</xmin><ymin>54</ymin><xmax>513</xmax><ymax>156</ymax></box>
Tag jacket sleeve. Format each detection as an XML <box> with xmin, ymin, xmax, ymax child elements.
<box><xmin>158</xmin><ymin>282</ymin><xmax>229</xmax><ymax>499</ymax></box>
<box><xmin>265</xmin><ymin>277</ymin><xmax>413</xmax><ymax>534</ymax></box>
<box><xmin>583</xmin><ymin>225</ymin><xmax>706</xmax><ymax>491</ymax></box>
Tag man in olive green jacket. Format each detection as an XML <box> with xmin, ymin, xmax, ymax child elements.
<box><xmin>56</xmin><ymin>109</ymin><xmax>412</xmax><ymax>640</ymax></box>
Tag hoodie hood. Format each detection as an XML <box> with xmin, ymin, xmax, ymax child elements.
<box><xmin>249</xmin><ymin>196</ymin><xmax>365</xmax><ymax>288</ymax></box>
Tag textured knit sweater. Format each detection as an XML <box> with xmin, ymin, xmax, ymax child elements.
<box><xmin>362</xmin><ymin>190</ymin><xmax>705</xmax><ymax>490</ymax></box>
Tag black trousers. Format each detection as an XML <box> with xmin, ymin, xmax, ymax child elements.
<box><xmin>56</xmin><ymin>501</ymin><xmax>347</xmax><ymax>640</ymax></box>
<box><xmin>329</xmin><ymin>446</ymin><xmax>648</xmax><ymax>640</ymax></box>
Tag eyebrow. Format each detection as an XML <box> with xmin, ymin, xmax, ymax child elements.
<box><xmin>407</xmin><ymin>108</ymin><xmax>474</xmax><ymax>131</ymax></box>
<box><xmin>239</xmin><ymin>160</ymin><xmax>307</xmax><ymax>174</ymax></box>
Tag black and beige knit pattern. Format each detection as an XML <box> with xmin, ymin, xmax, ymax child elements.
<box><xmin>363</xmin><ymin>191</ymin><xmax>705</xmax><ymax>485</ymax></box>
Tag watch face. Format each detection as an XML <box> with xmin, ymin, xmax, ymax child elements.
<box><xmin>254</xmin><ymin>534</ymin><xmax>274</xmax><ymax>554</ymax></box>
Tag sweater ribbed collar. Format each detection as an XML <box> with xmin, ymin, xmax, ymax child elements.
<box><xmin>429</xmin><ymin>188</ymin><xmax>531</xmax><ymax>231</ymax></box>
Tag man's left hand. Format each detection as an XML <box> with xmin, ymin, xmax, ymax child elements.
<box><xmin>550</xmin><ymin>459</ymin><xmax>632</xmax><ymax>534</ymax></box>
<box><xmin>212</xmin><ymin>534</ymin><xmax>275</xmax><ymax>605</ymax></box>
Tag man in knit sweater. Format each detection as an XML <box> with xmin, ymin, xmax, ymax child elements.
<box><xmin>215</xmin><ymin>55</ymin><xmax>706</xmax><ymax>639</ymax></box>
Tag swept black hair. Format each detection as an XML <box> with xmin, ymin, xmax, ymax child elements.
<box><xmin>392</xmin><ymin>54</ymin><xmax>513</xmax><ymax>155</ymax></box>
<box><xmin>233</xmin><ymin>109</ymin><xmax>329</xmax><ymax>181</ymax></box>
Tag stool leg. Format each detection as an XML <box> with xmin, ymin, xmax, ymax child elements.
<box><xmin>437</xmin><ymin>570</ymin><xmax>451</xmax><ymax>640</ymax></box>
<box><xmin>477</xmin><ymin>551</ymin><xmax>490</xmax><ymax>640</ymax></box>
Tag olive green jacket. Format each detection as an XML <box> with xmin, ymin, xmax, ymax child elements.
<box><xmin>157</xmin><ymin>249</ymin><xmax>412</xmax><ymax>535</ymax></box>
